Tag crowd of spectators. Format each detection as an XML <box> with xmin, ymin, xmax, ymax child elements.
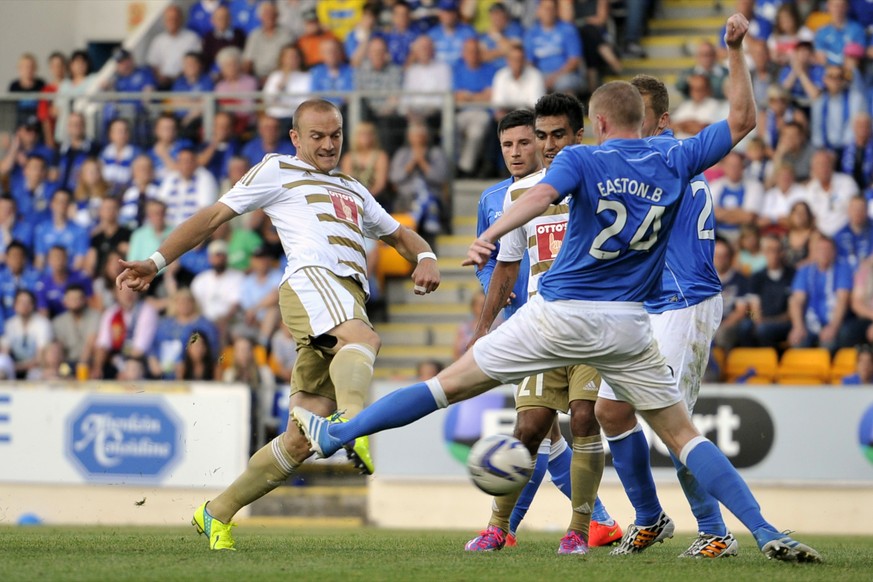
<box><xmin>7</xmin><ymin>0</ymin><xmax>873</xmax><ymax>389</ymax></box>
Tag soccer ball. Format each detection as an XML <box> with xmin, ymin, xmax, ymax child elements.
<box><xmin>466</xmin><ymin>434</ymin><xmax>534</xmax><ymax>496</ymax></box>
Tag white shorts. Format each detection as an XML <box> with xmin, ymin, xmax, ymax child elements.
<box><xmin>473</xmin><ymin>295</ymin><xmax>682</xmax><ymax>411</ymax></box>
<box><xmin>599</xmin><ymin>294</ymin><xmax>722</xmax><ymax>412</ymax></box>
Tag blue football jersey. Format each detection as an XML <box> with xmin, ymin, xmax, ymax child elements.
<box><xmin>476</xmin><ymin>178</ymin><xmax>529</xmax><ymax>318</ymax></box>
<box><xmin>645</xmin><ymin>130</ymin><xmax>722</xmax><ymax>313</ymax></box>
<box><xmin>538</xmin><ymin>121</ymin><xmax>733</xmax><ymax>303</ymax></box>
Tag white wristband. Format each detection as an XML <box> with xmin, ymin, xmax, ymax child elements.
<box><xmin>417</xmin><ymin>251</ymin><xmax>437</xmax><ymax>263</ymax></box>
<box><xmin>149</xmin><ymin>251</ymin><xmax>167</xmax><ymax>272</ymax></box>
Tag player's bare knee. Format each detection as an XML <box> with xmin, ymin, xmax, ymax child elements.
<box><xmin>595</xmin><ymin>398</ymin><xmax>637</xmax><ymax>436</ymax></box>
<box><xmin>514</xmin><ymin>408</ymin><xmax>554</xmax><ymax>453</ymax></box>
<box><xmin>569</xmin><ymin>400</ymin><xmax>599</xmax><ymax>437</ymax></box>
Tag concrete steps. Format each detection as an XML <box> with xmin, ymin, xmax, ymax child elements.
<box><xmin>387</xmin><ymin>279</ymin><xmax>481</xmax><ymax>305</ymax></box>
<box><xmin>658</xmin><ymin>0</ymin><xmax>726</xmax><ymax>20</ymax></box>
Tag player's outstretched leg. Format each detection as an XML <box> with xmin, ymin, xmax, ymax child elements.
<box><xmin>293</xmin><ymin>380</ymin><xmax>449</xmax><ymax>456</ymax></box>
<box><xmin>605</xmin><ymin>423</ymin><xmax>675</xmax><ymax>554</ymax></box>
<box><xmin>670</xmin><ymin>452</ymin><xmax>737</xmax><ymax>558</ymax></box>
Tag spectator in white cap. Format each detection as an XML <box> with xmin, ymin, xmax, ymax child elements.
<box><xmin>190</xmin><ymin>239</ymin><xmax>245</xmax><ymax>340</ymax></box>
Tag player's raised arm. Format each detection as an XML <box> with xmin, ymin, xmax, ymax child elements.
<box><xmin>116</xmin><ymin>202</ymin><xmax>238</xmax><ymax>291</ymax></box>
<box><xmin>724</xmin><ymin>13</ymin><xmax>757</xmax><ymax>145</ymax></box>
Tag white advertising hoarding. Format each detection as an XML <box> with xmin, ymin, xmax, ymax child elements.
<box><xmin>0</xmin><ymin>382</ymin><xmax>250</xmax><ymax>488</ymax></box>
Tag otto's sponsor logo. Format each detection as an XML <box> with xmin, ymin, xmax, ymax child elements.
<box><xmin>329</xmin><ymin>190</ymin><xmax>359</xmax><ymax>224</ymax></box>
<box><xmin>535</xmin><ymin>221</ymin><xmax>567</xmax><ymax>260</ymax></box>
<box><xmin>67</xmin><ymin>398</ymin><xmax>181</xmax><ymax>480</ymax></box>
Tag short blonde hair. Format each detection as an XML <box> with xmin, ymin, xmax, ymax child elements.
<box><xmin>589</xmin><ymin>81</ymin><xmax>645</xmax><ymax>132</ymax></box>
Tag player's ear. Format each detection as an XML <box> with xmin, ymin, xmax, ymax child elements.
<box><xmin>659</xmin><ymin>112</ymin><xmax>671</xmax><ymax>132</ymax></box>
<box><xmin>575</xmin><ymin>127</ymin><xmax>584</xmax><ymax>144</ymax></box>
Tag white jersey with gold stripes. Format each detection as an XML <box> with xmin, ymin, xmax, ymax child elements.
<box><xmin>219</xmin><ymin>154</ymin><xmax>400</xmax><ymax>294</ymax></box>
<box><xmin>496</xmin><ymin>168</ymin><xmax>570</xmax><ymax>297</ymax></box>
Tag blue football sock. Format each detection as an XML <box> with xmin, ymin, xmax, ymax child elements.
<box><xmin>548</xmin><ymin>437</ymin><xmax>572</xmax><ymax>498</ymax></box>
<box><xmin>591</xmin><ymin>496</ymin><xmax>613</xmax><ymax>525</ymax></box>
<box><xmin>607</xmin><ymin>425</ymin><xmax>662</xmax><ymax>525</ymax></box>
<box><xmin>330</xmin><ymin>381</ymin><xmax>445</xmax><ymax>443</ymax></box>
<box><xmin>509</xmin><ymin>439</ymin><xmax>550</xmax><ymax>534</ymax></box>
<box><xmin>681</xmin><ymin>437</ymin><xmax>773</xmax><ymax>535</ymax></box>
<box><xmin>670</xmin><ymin>451</ymin><xmax>726</xmax><ymax>536</ymax></box>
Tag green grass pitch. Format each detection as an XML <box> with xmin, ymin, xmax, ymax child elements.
<box><xmin>1</xmin><ymin>526</ymin><xmax>870</xmax><ymax>581</ymax></box>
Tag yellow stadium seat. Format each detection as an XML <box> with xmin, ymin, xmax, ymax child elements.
<box><xmin>725</xmin><ymin>347</ymin><xmax>779</xmax><ymax>383</ymax></box>
<box><xmin>777</xmin><ymin>348</ymin><xmax>831</xmax><ymax>384</ymax></box>
<box><xmin>805</xmin><ymin>12</ymin><xmax>831</xmax><ymax>32</ymax></box>
<box><xmin>376</xmin><ymin>213</ymin><xmax>416</xmax><ymax>281</ymax></box>
<box><xmin>831</xmin><ymin>347</ymin><xmax>857</xmax><ymax>384</ymax></box>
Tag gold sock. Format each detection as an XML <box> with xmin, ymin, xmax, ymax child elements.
<box><xmin>207</xmin><ymin>435</ymin><xmax>300</xmax><ymax>522</ymax></box>
<box><xmin>488</xmin><ymin>490</ymin><xmax>522</xmax><ymax>533</ymax></box>
<box><xmin>568</xmin><ymin>435</ymin><xmax>605</xmax><ymax>539</ymax></box>
<box><xmin>329</xmin><ymin>343</ymin><xmax>376</xmax><ymax>417</ymax></box>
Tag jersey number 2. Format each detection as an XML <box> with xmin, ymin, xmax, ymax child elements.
<box><xmin>690</xmin><ymin>180</ymin><xmax>715</xmax><ymax>240</ymax></box>
<box><xmin>589</xmin><ymin>200</ymin><xmax>665</xmax><ymax>260</ymax></box>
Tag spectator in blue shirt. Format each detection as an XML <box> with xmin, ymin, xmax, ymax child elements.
<box><xmin>55</xmin><ymin>112</ymin><xmax>101</xmax><ymax>192</ymax></box>
<box><xmin>0</xmin><ymin>242</ymin><xmax>40</xmax><ymax>324</ymax></box>
<box><xmin>148</xmin><ymin>287</ymin><xmax>219</xmax><ymax>379</ymax></box>
<box><xmin>478</xmin><ymin>2</ymin><xmax>524</xmax><ymax>70</ymax></box>
<box><xmin>241</xmin><ymin>115</ymin><xmax>295</xmax><ymax>167</ymax></box>
<box><xmin>229</xmin><ymin>0</ymin><xmax>263</xmax><ymax>35</ymax></box>
<box><xmin>428</xmin><ymin>0</ymin><xmax>477</xmax><ymax>67</ymax></box>
<box><xmin>842</xmin><ymin>112</ymin><xmax>873</xmax><ymax>190</ymax></box>
<box><xmin>345</xmin><ymin>3</ymin><xmax>384</xmax><ymax>68</ymax></box>
<box><xmin>33</xmin><ymin>189</ymin><xmax>89</xmax><ymax>272</ymax></box>
<box><xmin>811</xmin><ymin>64</ymin><xmax>867</xmax><ymax>156</ymax></box>
<box><xmin>10</xmin><ymin>154</ymin><xmax>55</xmax><ymax>225</ymax></box>
<box><xmin>788</xmin><ymin>234</ymin><xmax>854</xmax><ymax>350</ymax></box>
<box><xmin>815</xmin><ymin>0</ymin><xmax>866</xmax><ymax>66</ymax></box>
<box><xmin>149</xmin><ymin>114</ymin><xmax>193</xmax><ymax>183</ymax></box>
<box><xmin>198</xmin><ymin>111</ymin><xmax>241</xmax><ymax>181</ymax></box>
<box><xmin>34</xmin><ymin>245</ymin><xmax>93</xmax><ymax>319</ymax></box>
<box><xmin>523</xmin><ymin>0</ymin><xmax>584</xmax><ymax>93</ymax></box>
<box><xmin>189</xmin><ymin>0</ymin><xmax>227</xmax><ymax>37</ymax></box>
<box><xmin>834</xmin><ymin>195</ymin><xmax>873</xmax><ymax>270</ymax></box>
<box><xmin>385</xmin><ymin>0</ymin><xmax>420</xmax><ymax>66</ymax></box>
<box><xmin>778</xmin><ymin>40</ymin><xmax>823</xmax><ymax>109</ymax></box>
<box><xmin>103</xmin><ymin>49</ymin><xmax>156</xmax><ymax>146</ymax></box>
<box><xmin>310</xmin><ymin>38</ymin><xmax>354</xmax><ymax>106</ymax></box>
<box><xmin>0</xmin><ymin>117</ymin><xmax>56</xmax><ymax>192</ymax></box>
<box><xmin>454</xmin><ymin>38</ymin><xmax>497</xmax><ymax>178</ymax></box>
<box><xmin>171</xmin><ymin>51</ymin><xmax>215</xmax><ymax>141</ymax></box>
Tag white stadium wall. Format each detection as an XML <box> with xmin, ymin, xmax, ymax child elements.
<box><xmin>0</xmin><ymin>0</ymin><xmax>168</xmax><ymax>86</ymax></box>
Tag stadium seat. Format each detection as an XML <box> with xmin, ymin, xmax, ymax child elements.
<box><xmin>831</xmin><ymin>347</ymin><xmax>858</xmax><ymax>384</ymax></box>
<box><xmin>725</xmin><ymin>347</ymin><xmax>779</xmax><ymax>383</ymax></box>
<box><xmin>777</xmin><ymin>348</ymin><xmax>831</xmax><ymax>385</ymax></box>
<box><xmin>376</xmin><ymin>213</ymin><xmax>416</xmax><ymax>282</ymax></box>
